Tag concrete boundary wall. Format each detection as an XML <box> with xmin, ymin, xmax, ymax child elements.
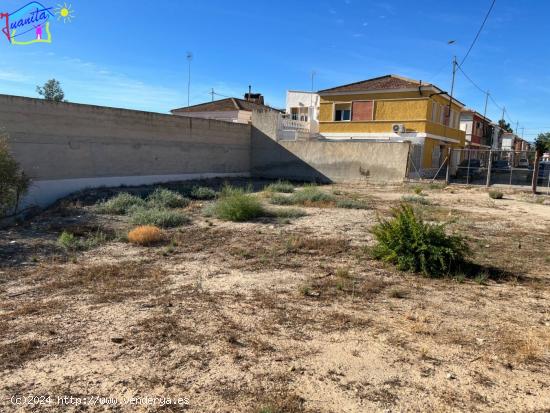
<box><xmin>0</xmin><ymin>95</ymin><xmax>251</xmax><ymax>207</ymax></box>
<box><xmin>251</xmin><ymin>111</ymin><xmax>410</xmax><ymax>183</ymax></box>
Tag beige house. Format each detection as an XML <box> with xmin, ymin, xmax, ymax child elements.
<box><xmin>171</xmin><ymin>94</ymin><xmax>280</xmax><ymax>124</ymax></box>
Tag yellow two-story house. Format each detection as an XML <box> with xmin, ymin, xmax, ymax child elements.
<box><xmin>317</xmin><ymin>75</ymin><xmax>466</xmax><ymax>170</ymax></box>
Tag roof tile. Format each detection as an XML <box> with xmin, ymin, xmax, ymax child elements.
<box><xmin>318</xmin><ymin>75</ymin><xmax>425</xmax><ymax>94</ymax></box>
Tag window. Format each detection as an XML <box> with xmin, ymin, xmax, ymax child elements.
<box><xmin>352</xmin><ymin>101</ymin><xmax>374</xmax><ymax>121</ymax></box>
<box><xmin>431</xmin><ymin>102</ymin><xmax>438</xmax><ymax>123</ymax></box>
<box><xmin>334</xmin><ymin>103</ymin><xmax>351</xmax><ymax>121</ymax></box>
<box><xmin>291</xmin><ymin>108</ymin><xmax>298</xmax><ymax>120</ymax></box>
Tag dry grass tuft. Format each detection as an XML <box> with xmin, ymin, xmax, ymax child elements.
<box><xmin>128</xmin><ymin>225</ymin><xmax>164</xmax><ymax>246</ymax></box>
<box><xmin>498</xmin><ymin>329</ymin><xmax>550</xmax><ymax>364</ymax></box>
<box><xmin>0</xmin><ymin>339</ymin><xmax>42</xmax><ymax>370</ymax></box>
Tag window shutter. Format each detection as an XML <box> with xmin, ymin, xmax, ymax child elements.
<box><xmin>352</xmin><ymin>101</ymin><xmax>373</xmax><ymax>121</ymax></box>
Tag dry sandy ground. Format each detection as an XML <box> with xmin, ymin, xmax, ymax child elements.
<box><xmin>0</xmin><ymin>182</ymin><xmax>549</xmax><ymax>412</ymax></box>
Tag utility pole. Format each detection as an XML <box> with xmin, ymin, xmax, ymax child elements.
<box><xmin>186</xmin><ymin>52</ymin><xmax>193</xmax><ymax>107</ymax></box>
<box><xmin>210</xmin><ymin>88</ymin><xmax>215</xmax><ymax>102</ymax></box>
<box><xmin>311</xmin><ymin>70</ymin><xmax>316</xmax><ymax>94</ymax></box>
<box><xmin>483</xmin><ymin>90</ymin><xmax>489</xmax><ymax>119</ymax></box>
<box><xmin>310</xmin><ymin>70</ymin><xmax>316</xmax><ymax>115</ymax></box>
<box><xmin>443</xmin><ymin>56</ymin><xmax>457</xmax><ymax>140</ymax></box>
<box><xmin>483</xmin><ymin>90</ymin><xmax>491</xmax><ymax>147</ymax></box>
<box><xmin>515</xmin><ymin>121</ymin><xmax>519</xmax><ymax>136</ymax></box>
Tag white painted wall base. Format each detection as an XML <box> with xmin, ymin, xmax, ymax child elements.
<box><xmin>319</xmin><ymin>132</ymin><xmax>459</xmax><ymax>144</ymax></box>
<box><xmin>21</xmin><ymin>172</ymin><xmax>251</xmax><ymax>209</ymax></box>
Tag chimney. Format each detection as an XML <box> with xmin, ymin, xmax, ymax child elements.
<box><xmin>244</xmin><ymin>86</ymin><xmax>264</xmax><ymax>105</ymax></box>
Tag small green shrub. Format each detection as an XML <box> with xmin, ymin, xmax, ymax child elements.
<box><xmin>268</xmin><ymin>208</ymin><xmax>306</xmax><ymax>218</ymax></box>
<box><xmin>371</xmin><ymin>204</ymin><xmax>468</xmax><ymax>277</ymax></box>
<box><xmin>190</xmin><ymin>186</ymin><xmax>217</xmax><ymax>200</ymax></box>
<box><xmin>265</xmin><ymin>180</ymin><xmax>295</xmax><ymax>193</ymax></box>
<box><xmin>0</xmin><ymin>135</ymin><xmax>30</xmax><ymax>217</ymax></box>
<box><xmin>58</xmin><ymin>231</ymin><xmax>79</xmax><ymax>251</ymax></box>
<box><xmin>474</xmin><ymin>272</ymin><xmax>489</xmax><ymax>285</ymax></box>
<box><xmin>212</xmin><ymin>188</ymin><xmax>265</xmax><ymax>222</ymax></box>
<box><xmin>57</xmin><ymin>230</ymin><xmax>109</xmax><ymax>251</ymax></box>
<box><xmin>147</xmin><ymin>188</ymin><xmax>189</xmax><ymax>208</ymax></box>
<box><xmin>335</xmin><ymin>198</ymin><xmax>370</xmax><ymax>209</ymax></box>
<box><xmin>488</xmin><ymin>190</ymin><xmax>504</xmax><ymax>200</ymax></box>
<box><xmin>82</xmin><ymin>231</ymin><xmax>109</xmax><ymax>249</ymax></box>
<box><xmin>269</xmin><ymin>194</ymin><xmax>294</xmax><ymax>205</ymax></box>
<box><xmin>293</xmin><ymin>186</ymin><xmax>334</xmax><ymax>203</ymax></box>
<box><xmin>401</xmin><ymin>195</ymin><xmax>431</xmax><ymax>205</ymax></box>
<box><xmin>130</xmin><ymin>207</ymin><xmax>189</xmax><ymax>228</ymax></box>
<box><xmin>429</xmin><ymin>182</ymin><xmax>446</xmax><ymax>190</ymax></box>
<box><xmin>96</xmin><ymin>193</ymin><xmax>146</xmax><ymax>215</ymax></box>
<box><xmin>270</xmin><ymin>186</ymin><xmax>334</xmax><ymax>206</ymax></box>
<box><xmin>413</xmin><ymin>186</ymin><xmax>423</xmax><ymax>195</ymax></box>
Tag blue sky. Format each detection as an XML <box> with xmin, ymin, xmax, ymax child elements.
<box><xmin>0</xmin><ymin>0</ymin><xmax>548</xmax><ymax>141</ymax></box>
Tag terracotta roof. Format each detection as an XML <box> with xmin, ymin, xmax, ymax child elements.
<box><xmin>318</xmin><ymin>75</ymin><xmax>427</xmax><ymax>94</ymax></box>
<box><xmin>461</xmin><ymin>108</ymin><xmax>492</xmax><ymax>123</ymax></box>
<box><xmin>171</xmin><ymin>97</ymin><xmax>280</xmax><ymax>113</ymax></box>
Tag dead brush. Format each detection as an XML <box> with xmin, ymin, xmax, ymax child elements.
<box><xmin>497</xmin><ymin>329</ymin><xmax>550</xmax><ymax>364</ymax></box>
<box><xmin>134</xmin><ymin>314</ymin><xmax>205</xmax><ymax>346</ymax></box>
<box><xmin>283</xmin><ymin>236</ymin><xmax>348</xmax><ymax>254</ymax></box>
<box><xmin>128</xmin><ymin>225</ymin><xmax>164</xmax><ymax>246</ymax></box>
<box><xmin>308</xmin><ymin>274</ymin><xmax>389</xmax><ymax>300</ymax></box>
<box><xmin>46</xmin><ymin>262</ymin><xmax>167</xmax><ymax>302</ymax></box>
<box><xmin>0</xmin><ymin>338</ymin><xmax>42</xmax><ymax>370</ymax></box>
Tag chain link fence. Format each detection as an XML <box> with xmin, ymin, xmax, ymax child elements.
<box><xmin>407</xmin><ymin>146</ymin><xmax>550</xmax><ymax>193</ymax></box>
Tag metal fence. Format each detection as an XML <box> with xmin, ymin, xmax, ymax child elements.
<box><xmin>407</xmin><ymin>147</ymin><xmax>550</xmax><ymax>193</ymax></box>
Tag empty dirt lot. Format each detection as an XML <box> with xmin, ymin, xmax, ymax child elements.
<box><xmin>1</xmin><ymin>180</ymin><xmax>549</xmax><ymax>412</ymax></box>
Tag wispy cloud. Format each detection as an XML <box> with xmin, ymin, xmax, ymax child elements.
<box><xmin>0</xmin><ymin>70</ymin><xmax>30</xmax><ymax>82</ymax></box>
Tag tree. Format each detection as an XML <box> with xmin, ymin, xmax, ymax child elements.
<box><xmin>532</xmin><ymin>132</ymin><xmax>550</xmax><ymax>193</ymax></box>
<box><xmin>36</xmin><ymin>79</ymin><xmax>65</xmax><ymax>102</ymax></box>
<box><xmin>534</xmin><ymin>132</ymin><xmax>550</xmax><ymax>156</ymax></box>
<box><xmin>0</xmin><ymin>134</ymin><xmax>30</xmax><ymax>217</ymax></box>
<box><xmin>498</xmin><ymin>119</ymin><xmax>513</xmax><ymax>133</ymax></box>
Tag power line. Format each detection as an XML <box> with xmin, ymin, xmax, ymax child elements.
<box><xmin>457</xmin><ymin>64</ymin><xmax>523</xmax><ymax>130</ymax></box>
<box><xmin>456</xmin><ymin>65</ymin><xmax>485</xmax><ymax>94</ymax></box>
<box><xmin>459</xmin><ymin>0</ymin><xmax>497</xmax><ymax>68</ymax></box>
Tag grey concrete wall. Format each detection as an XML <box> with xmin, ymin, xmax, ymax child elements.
<box><xmin>0</xmin><ymin>95</ymin><xmax>251</xmax><ymax>207</ymax></box>
<box><xmin>251</xmin><ymin>111</ymin><xmax>410</xmax><ymax>183</ymax></box>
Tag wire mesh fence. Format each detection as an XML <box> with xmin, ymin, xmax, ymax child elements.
<box><xmin>407</xmin><ymin>146</ymin><xmax>550</xmax><ymax>194</ymax></box>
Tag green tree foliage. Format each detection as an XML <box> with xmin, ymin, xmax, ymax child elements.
<box><xmin>0</xmin><ymin>135</ymin><xmax>30</xmax><ymax>216</ymax></box>
<box><xmin>36</xmin><ymin>79</ymin><xmax>65</xmax><ymax>102</ymax></box>
<box><xmin>498</xmin><ymin>119</ymin><xmax>513</xmax><ymax>133</ymax></box>
<box><xmin>534</xmin><ymin>132</ymin><xmax>550</xmax><ymax>155</ymax></box>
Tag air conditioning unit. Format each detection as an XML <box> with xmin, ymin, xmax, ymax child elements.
<box><xmin>392</xmin><ymin>124</ymin><xmax>406</xmax><ymax>133</ymax></box>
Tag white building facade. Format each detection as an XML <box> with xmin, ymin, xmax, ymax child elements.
<box><xmin>285</xmin><ymin>91</ymin><xmax>320</xmax><ymax>133</ymax></box>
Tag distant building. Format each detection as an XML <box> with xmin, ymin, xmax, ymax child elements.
<box><xmin>171</xmin><ymin>92</ymin><xmax>280</xmax><ymax>124</ymax></box>
<box><xmin>459</xmin><ymin>109</ymin><xmax>492</xmax><ymax>149</ymax></box>
<box><xmin>501</xmin><ymin>132</ymin><xmax>515</xmax><ymax>151</ymax></box>
<box><xmin>285</xmin><ymin>91</ymin><xmax>320</xmax><ymax>133</ymax></box>
<box><xmin>490</xmin><ymin>122</ymin><xmax>503</xmax><ymax>150</ymax></box>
